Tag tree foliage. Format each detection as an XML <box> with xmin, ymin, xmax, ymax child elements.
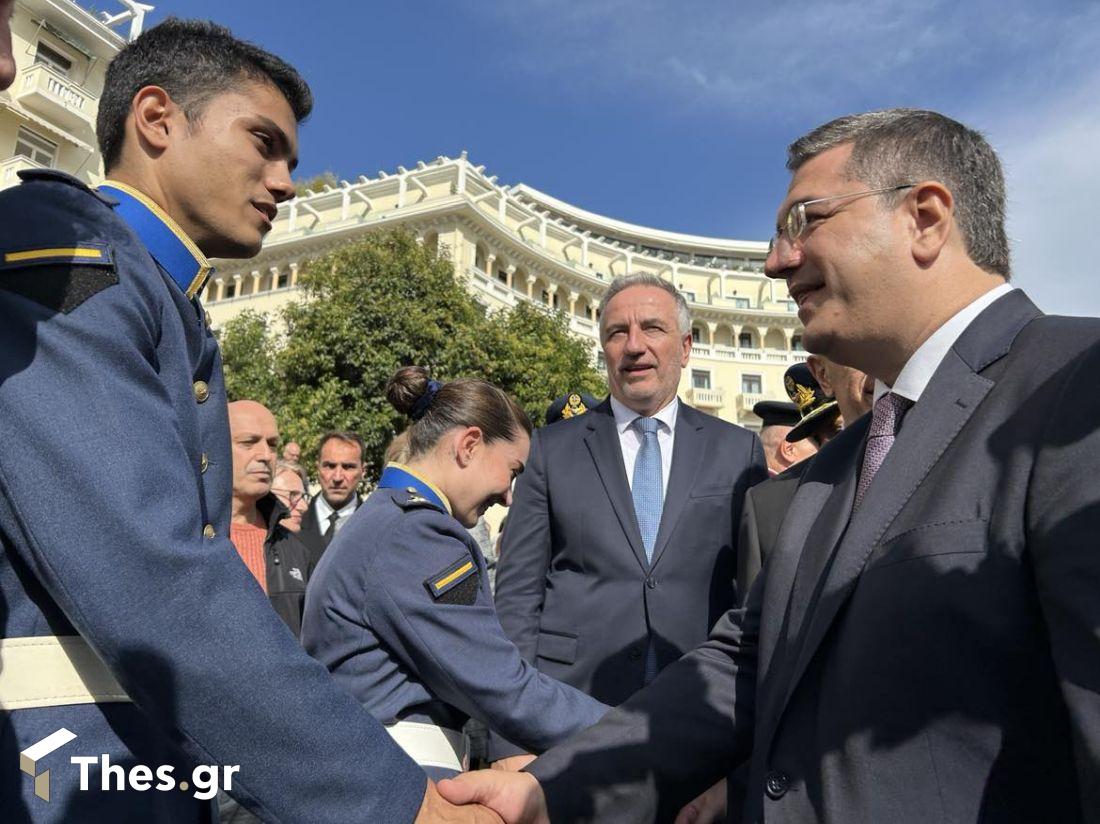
<box><xmin>218</xmin><ymin>229</ymin><xmax>606</xmax><ymax>477</ymax></box>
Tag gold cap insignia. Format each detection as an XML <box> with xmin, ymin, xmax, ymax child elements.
<box><xmin>791</xmin><ymin>383</ymin><xmax>817</xmax><ymax>414</ymax></box>
<box><xmin>562</xmin><ymin>393</ymin><xmax>588</xmax><ymax>419</ymax></box>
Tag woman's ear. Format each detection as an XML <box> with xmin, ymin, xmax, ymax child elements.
<box><xmin>453</xmin><ymin>426</ymin><xmax>484</xmax><ymax>468</ymax></box>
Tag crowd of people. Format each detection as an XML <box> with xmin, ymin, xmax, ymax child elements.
<box><xmin>2</xmin><ymin>12</ymin><xmax>1098</xmax><ymax>824</ymax></box>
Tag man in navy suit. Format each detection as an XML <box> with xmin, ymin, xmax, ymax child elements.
<box><xmin>442</xmin><ymin>108</ymin><xmax>1100</xmax><ymax>824</ymax></box>
<box><xmin>492</xmin><ymin>273</ymin><xmax>766</xmax><ymax>776</ymax></box>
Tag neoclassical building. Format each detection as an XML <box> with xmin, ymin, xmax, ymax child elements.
<box><xmin>206</xmin><ymin>154</ymin><xmax>805</xmax><ymax>428</ymax></box>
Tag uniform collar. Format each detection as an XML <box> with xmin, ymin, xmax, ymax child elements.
<box><xmin>378</xmin><ymin>463</ymin><xmax>453</xmax><ymax>515</ymax></box>
<box><xmin>98</xmin><ymin>180</ymin><xmax>214</xmax><ymax>300</ymax></box>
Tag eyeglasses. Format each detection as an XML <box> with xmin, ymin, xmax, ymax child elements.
<box><xmin>272</xmin><ymin>489</ymin><xmax>311</xmax><ymax>508</ymax></box>
<box><xmin>768</xmin><ymin>184</ymin><xmax>916</xmax><ymax>255</ymax></box>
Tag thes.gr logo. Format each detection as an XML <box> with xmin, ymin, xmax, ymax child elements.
<box><xmin>20</xmin><ymin>728</ymin><xmax>77</xmax><ymax>802</ymax></box>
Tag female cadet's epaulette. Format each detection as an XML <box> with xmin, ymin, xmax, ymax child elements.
<box><xmin>394</xmin><ymin>487</ymin><xmax>446</xmax><ymax>513</ymax></box>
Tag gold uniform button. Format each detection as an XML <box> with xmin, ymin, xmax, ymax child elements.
<box><xmin>200</xmin><ymin>453</ymin><xmax>209</xmax><ymax>473</ymax></box>
<box><xmin>202</xmin><ymin>523</ymin><xmax>215</xmax><ymax>539</ymax></box>
<box><xmin>193</xmin><ymin>380</ymin><xmax>210</xmax><ymax>403</ymax></box>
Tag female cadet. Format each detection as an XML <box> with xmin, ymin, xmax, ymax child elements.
<box><xmin>301</xmin><ymin>367</ymin><xmax>607</xmax><ymax>778</ymax></box>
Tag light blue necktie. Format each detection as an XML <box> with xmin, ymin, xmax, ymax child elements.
<box><xmin>632</xmin><ymin>417</ymin><xmax>663</xmax><ymax>683</ymax></box>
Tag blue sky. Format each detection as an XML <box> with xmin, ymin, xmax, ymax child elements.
<box><xmin>148</xmin><ymin>1</ymin><xmax>1100</xmax><ymax>315</ymax></box>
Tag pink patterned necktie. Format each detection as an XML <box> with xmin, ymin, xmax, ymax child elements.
<box><xmin>853</xmin><ymin>392</ymin><xmax>913</xmax><ymax>509</ymax></box>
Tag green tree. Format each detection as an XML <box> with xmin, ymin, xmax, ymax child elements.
<box><xmin>293</xmin><ymin>171</ymin><xmax>339</xmax><ymax>197</ymax></box>
<box><xmin>218</xmin><ymin>229</ymin><xmax>606</xmax><ymax>477</ymax></box>
<box><xmin>217</xmin><ymin>309</ymin><xmax>281</xmax><ymax>405</ymax></box>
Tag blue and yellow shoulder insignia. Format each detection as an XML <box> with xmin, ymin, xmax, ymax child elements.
<box><xmin>0</xmin><ymin>242</ymin><xmax>117</xmax><ymax>313</ymax></box>
<box><xmin>425</xmin><ymin>556</ymin><xmax>479</xmax><ymax>605</ymax></box>
<box><xmin>395</xmin><ymin>486</ymin><xmax>446</xmax><ymax>513</ymax></box>
<box><xmin>2</xmin><ymin>243</ymin><xmax>113</xmax><ymax>270</ymax></box>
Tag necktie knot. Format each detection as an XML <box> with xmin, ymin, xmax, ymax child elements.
<box><xmin>634</xmin><ymin>416</ymin><xmax>660</xmax><ymax>436</ymax></box>
<box><xmin>869</xmin><ymin>392</ymin><xmax>912</xmax><ymax>438</ymax></box>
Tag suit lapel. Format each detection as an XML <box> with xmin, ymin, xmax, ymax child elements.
<box><xmin>584</xmin><ymin>403</ymin><xmax>649</xmax><ymax>572</ymax></box>
<box><xmin>649</xmin><ymin>404</ymin><xmax>706</xmax><ymax>568</ymax></box>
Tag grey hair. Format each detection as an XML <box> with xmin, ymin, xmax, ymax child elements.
<box><xmin>787</xmin><ymin>108</ymin><xmax>1010</xmax><ymax>279</ymax></box>
<box><xmin>274</xmin><ymin>460</ymin><xmax>309</xmax><ymax>489</ymax></box>
<box><xmin>597</xmin><ymin>273</ymin><xmax>692</xmax><ymax>338</ymax></box>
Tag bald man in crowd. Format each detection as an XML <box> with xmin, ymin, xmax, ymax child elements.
<box><xmin>227</xmin><ymin>400</ymin><xmax>313</xmax><ymax>637</ymax></box>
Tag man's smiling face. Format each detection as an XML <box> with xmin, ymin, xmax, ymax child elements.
<box><xmin>600</xmin><ymin>284</ymin><xmax>691</xmax><ymax>417</ymax></box>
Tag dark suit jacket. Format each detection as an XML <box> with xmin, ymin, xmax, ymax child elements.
<box><xmin>735</xmin><ymin>460</ymin><xmax>812</xmax><ymax>605</ymax></box>
<box><xmin>493</xmin><ymin>398</ymin><xmax>765</xmax><ymax>755</ymax></box>
<box><xmin>299</xmin><ymin>492</ymin><xmax>361</xmax><ymax>567</ymax></box>
<box><xmin>530</xmin><ymin>291</ymin><xmax>1100</xmax><ymax>823</ymax></box>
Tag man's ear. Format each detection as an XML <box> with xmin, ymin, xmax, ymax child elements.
<box><xmin>129</xmin><ymin>85</ymin><xmax>181</xmax><ymax>157</ymax></box>
<box><xmin>453</xmin><ymin>426</ymin><xmax>484</xmax><ymax>468</ymax></box>
<box><xmin>806</xmin><ymin>355</ymin><xmax>833</xmax><ymax>396</ymax></box>
<box><xmin>908</xmin><ymin>181</ymin><xmax>954</xmax><ymax>268</ymax></box>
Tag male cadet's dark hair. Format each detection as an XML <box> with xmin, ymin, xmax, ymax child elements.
<box><xmin>386</xmin><ymin>366</ymin><xmax>533</xmax><ymax>460</ymax></box>
<box><xmin>787</xmin><ymin>108</ymin><xmax>1010</xmax><ymax>279</ymax></box>
<box><xmin>96</xmin><ymin>18</ymin><xmax>313</xmax><ymax>172</ymax></box>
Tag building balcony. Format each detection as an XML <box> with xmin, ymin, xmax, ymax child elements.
<box><xmin>738</xmin><ymin>392</ymin><xmax>765</xmax><ymax>411</ymax></box>
<box><xmin>0</xmin><ymin>155</ymin><xmax>44</xmax><ymax>190</ymax></box>
<box><xmin>14</xmin><ymin>64</ymin><xmax>96</xmax><ymax>134</ymax></box>
<box><xmin>688</xmin><ymin>387</ymin><xmax>725</xmax><ymax>409</ymax></box>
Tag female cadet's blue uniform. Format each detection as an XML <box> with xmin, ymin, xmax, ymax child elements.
<box><xmin>302</xmin><ymin>465</ymin><xmax>608</xmax><ymax>778</ymax></box>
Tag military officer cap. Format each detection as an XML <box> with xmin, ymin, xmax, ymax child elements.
<box><xmin>545</xmin><ymin>392</ymin><xmax>601</xmax><ymax>425</ymax></box>
<box><xmin>784</xmin><ymin>362</ymin><xmax>840</xmax><ymax>443</ymax></box>
<box><xmin>752</xmin><ymin>399</ymin><xmax>800</xmax><ymax>428</ymax></box>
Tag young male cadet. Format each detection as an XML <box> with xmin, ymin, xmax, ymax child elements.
<box><xmin>440</xmin><ymin>108</ymin><xmax>1100</xmax><ymax>824</ymax></box>
<box><xmin>0</xmin><ymin>19</ymin><xmax>496</xmax><ymax>824</ymax></box>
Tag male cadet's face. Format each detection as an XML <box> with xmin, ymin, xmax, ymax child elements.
<box><xmin>228</xmin><ymin>402</ymin><xmax>279</xmax><ymax>502</ymax></box>
<box><xmin>162</xmin><ymin>80</ymin><xmax>298</xmax><ymax>259</ymax></box>
<box><xmin>765</xmin><ymin>143</ymin><xmax>908</xmax><ymax>367</ymax></box>
<box><xmin>601</xmin><ymin>285</ymin><xmax>691</xmax><ymax>417</ymax></box>
<box><xmin>0</xmin><ymin>0</ymin><xmax>15</xmax><ymax>91</ymax></box>
<box><xmin>456</xmin><ymin>431</ymin><xmax>530</xmax><ymax>529</ymax></box>
<box><xmin>318</xmin><ymin>440</ymin><xmax>365</xmax><ymax>509</ymax></box>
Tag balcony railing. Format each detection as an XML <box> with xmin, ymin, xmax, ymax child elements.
<box><xmin>739</xmin><ymin>392</ymin><xmax>765</xmax><ymax>410</ymax></box>
<box><xmin>0</xmin><ymin>155</ymin><xmax>44</xmax><ymax>189</ymax></box>
<box><xmin>688</xmin><ymin>387</ymin><xmax>724</xmax><ymax>408</ymax></box>
<box><xmin>15</xmin><ymin>63</ymin><xmax>95</xmax><ymax>132</ymax></box>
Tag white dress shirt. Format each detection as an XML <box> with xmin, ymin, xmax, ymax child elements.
<box><xmin>874</xmin><ymin>283</ymin><xmax>1014</xmax><ymax>405</ymax></box>
<box><xmin>610</xmin><ymin>395</ymin><xmax>678</xmax><ymax>497</ymax></box>
<box><xmin>315</xmin><ymin>492</ymin><xmax>358</xmax><ymax>536</ymax></box>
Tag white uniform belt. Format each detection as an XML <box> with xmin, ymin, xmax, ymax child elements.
<box><xmin>386</xmin><ymin>720</ymin><xmax>469</xmax><ymax>772</ymax></box>
<box><xmin>0</xmin><ymin>636</ymin><xmax>131</xmax><ymax>710</ymax></box>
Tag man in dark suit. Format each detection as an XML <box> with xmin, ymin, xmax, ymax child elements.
<box><xmin>441</xmin><ymin>108</ymin><xmax>1100</xmax><ymax>823</ymax></box>
<box><xmin>298</xmin><ymin>430</ymin><xmax>365</xmax><ymax>565</ymax></box>
<box><xmin>491</xmin><ymin>274</ymin><xmax>765</xmax><ymax>765</ymax></box>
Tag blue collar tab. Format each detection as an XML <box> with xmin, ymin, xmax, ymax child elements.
<box><xmin>98</xmin><ymin>180</ymin><xmax>213</xmax><ymax>299</ymax></box>
<box><xmin>378</xmin><ymin>465</ymin><xmax>450</xmax><ymax>514</ymax></box>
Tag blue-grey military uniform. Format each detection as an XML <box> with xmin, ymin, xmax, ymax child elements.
<box><xmin>0</xmin><ymin>170</ymin><xmax>426</xmax><ymax>822</ymax></box>
<box><xmin>301</xmin><ymin>465</ymin><xmax>608</xmax><ymax>778</ymax></box>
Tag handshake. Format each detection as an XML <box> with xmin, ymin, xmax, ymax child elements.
<box><xmin>420</xmin><ymin>768</ymin><xmax>728</xmax><ymax>823</ymax></box>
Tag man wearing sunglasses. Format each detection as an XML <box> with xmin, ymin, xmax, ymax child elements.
<box><xmin>441</xmin><ymin>108</ymin><xmax>1100</xmax><ymax>824</ymax></box>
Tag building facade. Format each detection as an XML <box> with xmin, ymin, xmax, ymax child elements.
<box><xmin>206</xmin><ymin>154</ymin><xmax>804</xmax><ymax>428</ymax></box>
<box><xmin>0</xmin><ymin>0</ymin><xmax>150</xmax><ymax>190</ymax></box>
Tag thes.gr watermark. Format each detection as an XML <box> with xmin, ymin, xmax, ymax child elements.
<box><xmin>20</xmin><ymin>729</ymin><xmax>239</xmax><ymax>803</ymax></box>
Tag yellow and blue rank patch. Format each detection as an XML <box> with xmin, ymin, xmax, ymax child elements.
<box><xmin>425</xmin><ymin>556</ymin><xmax>479</xmax><ymax>605</ymax></box>
<box><xmin>1</xmin><ymin>242</ymin><xmax>118</xmax><ymax>314</ymax></box>
<box><xmin>2</xmin><ymin>243</ymin><xmax>113</xmax><ymax>269</ymax></box>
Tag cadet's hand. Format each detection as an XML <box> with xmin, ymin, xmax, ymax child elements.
<box><xmin>437</xmin><ymin>770</ymin><xmax>548</xmax><ymax>824</ymax></box>
<box><xmin>416</xmin><ymin>780</ymin><xmax>504</xmax><ymax>823</ymax></box>
<box><xmin>490</xmin><ymin>754</ymin><xmax>536</xmax><ymax>772</ymax></box>
<box><xmin>673</xmin><ymin>778</ymin><xmax>727</xmax><ymax>824</ymax></box>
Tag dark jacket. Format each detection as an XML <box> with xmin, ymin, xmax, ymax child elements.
<box><xmin>256</xmin><ymin>493</ymin><xmax>313</xmax><ymax>637</ymax></box>
<box><xmin>531</xmin><ymin>291</ymin><xmax>1100</xmax><ymax>823</ymax></box>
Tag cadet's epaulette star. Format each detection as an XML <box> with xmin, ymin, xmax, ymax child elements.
<box><xmin>396</xmin><ymin>487</ymin><xmax>444</xmax><ymax>512</ymax></box>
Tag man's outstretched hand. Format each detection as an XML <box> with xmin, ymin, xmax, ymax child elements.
<box><xmin>437</xmin><ymin>770</ymin><xmax>549</xmax><ymax>824</ymax></box>
<box><xmin>416</xmin><ymin>780</ymin><xmax>505</xmax><ymax>823</ymax></box>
